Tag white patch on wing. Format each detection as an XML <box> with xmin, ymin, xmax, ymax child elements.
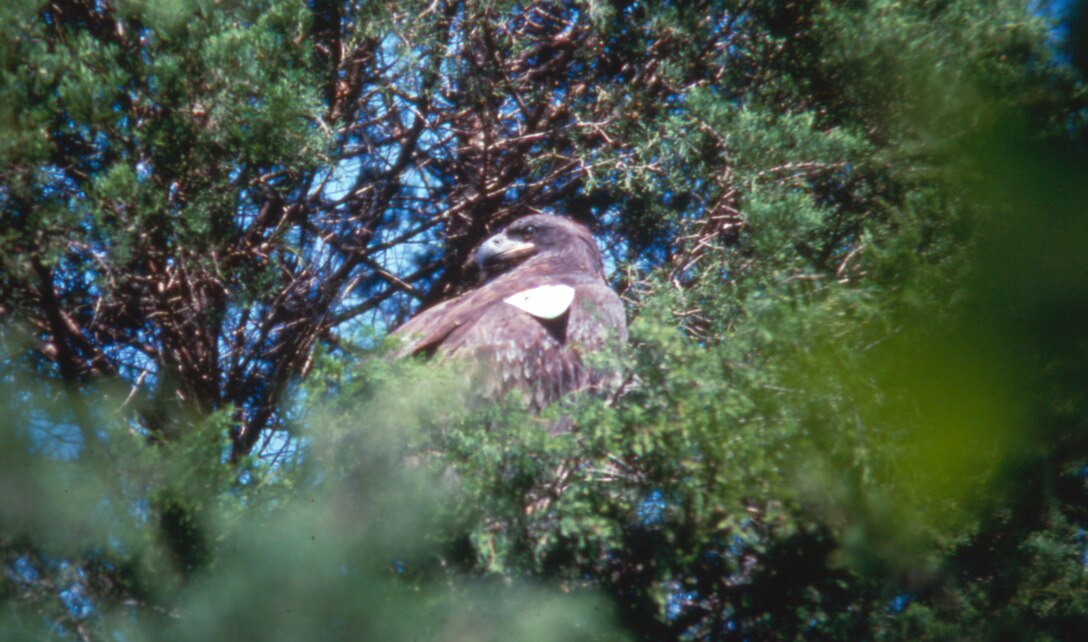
<box><xmin>503</xmin><ymin>284</ymin><xmax>575</xmax><ymax>320</ymax></box>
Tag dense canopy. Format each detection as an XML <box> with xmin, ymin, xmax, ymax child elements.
<box><xmin>2</xmin><ymin>1</ymin><xmax>1087</xmax><ymax>641</ymax></box>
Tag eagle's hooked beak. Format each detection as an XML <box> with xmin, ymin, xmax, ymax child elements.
<box><xmin>474</xmin><ymin>231</ymin><xmax>535</xmax><ymax>269</ymax></box>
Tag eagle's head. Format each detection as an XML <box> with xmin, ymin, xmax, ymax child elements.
<box><xmin>474</xmin><ymin>215</ymin><xmax>605</xmax><ymax>281</ymax></box>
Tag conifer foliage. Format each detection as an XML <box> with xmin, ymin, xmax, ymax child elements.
<box><xmin>2</xmin><ymin>1</ymin><xmax>1087</xmax><ymax>640</ymax></box>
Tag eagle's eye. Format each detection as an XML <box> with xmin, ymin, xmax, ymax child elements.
<box><xmin>520</xmin><ymin>225</ymin><xmax>537</xmax><ymax>240</ymax></box>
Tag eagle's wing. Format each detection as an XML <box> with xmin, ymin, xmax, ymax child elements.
<box><xmin>408</xmin><ymin>277</ymin><xmax>623</xmax><ymax>410</ymax></box>
<box><xmin>392</xmin><ymin>295</ymin><xmax>466</xmax><ymax>358</ymax></box>
<box><xmin>393</xmin><ymin>281</ymin><xmax>516</xmax><ymax>358</ymax></box>
<box><xmin>394</xmin><ymin>274</ymin><xmax>567</xmax><ymax>357</ymax></box>
<box><xmin>443</xmin><ymin>295</ymin><xmax>575</xmax><ymax>409</ymax></box>
<box><xmin>394</xmin><ymin>267</ymin><xmax>626</xmax><ymax>411</ymax></box>
<box><xmin>565</xmin><ymin>280</ymin><xmax>627</xmax><ymax>401</ymax></box>
<box><xmin>566</xmin><ymin>280</ymin><xmax>627</xmax><ymax>349</ymax></box>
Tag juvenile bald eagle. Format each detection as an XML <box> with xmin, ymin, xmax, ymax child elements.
<box><xmin>394</xmin><ymin>215</ymin><xmax>626</xmax><ymax>412</ymax></box>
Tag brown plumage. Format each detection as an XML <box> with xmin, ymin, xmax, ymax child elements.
<box><xmin>394</xmin><ymin>215</ymin><xmax>626</xmax><ymax>411</ymax></box>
